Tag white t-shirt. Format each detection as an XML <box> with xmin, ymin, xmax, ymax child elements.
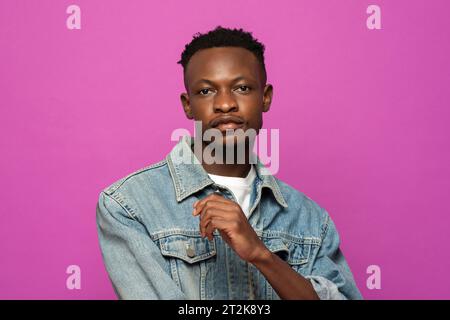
<box><xmin>207</xmin><ymin>165</ymin><xmax>256</xmax><ymax>219</ymax></box>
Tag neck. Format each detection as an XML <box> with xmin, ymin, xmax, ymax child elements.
<box><xmin>191</xmin><ymin>140</ymin><xmax>253</xmax><ymax>178</ymax></box>
<box><xmin>202</xmin><ymin>162</ymin><xmax>251</xmax><ymax>177</ymax></box>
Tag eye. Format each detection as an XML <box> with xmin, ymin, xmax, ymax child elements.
<box><xmin>236</xmin><ymin>85</ymin><xmax>251</xmax><ymax>93</ymax></box>
<box><xmin>198</xmin><ymin>88</ymin><xmax>213</xmax><ymax>95</ymax></box>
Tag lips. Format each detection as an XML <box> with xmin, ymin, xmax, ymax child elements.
<box><xmin>210</xmin><ymin>116</ymin><xmax>245</xmax><ymax>131</ymax></box>
<box><xmin>215</xmin><ymin>122</ymin><xmax>244</xmax><ymax>131</ymax></box>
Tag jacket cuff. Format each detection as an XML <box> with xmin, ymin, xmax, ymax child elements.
<box><xmin>305</xmin><ymin>275</ymin><xmax>347</xmax><ymax>300</ymax></box>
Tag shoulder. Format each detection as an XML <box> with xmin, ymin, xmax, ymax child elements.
<box><xmin>274</xmin><ymin>177</ymin><xmax>331</xmax><ymax>236</ymax></box>
<box><xmin>101</xmin><ymin>159</ymin><xmax>169</xmax><ymax>197</ymax></box>
<box><xmin>275</xmin><ymin>178</ymin><xmax>324</xmax><ymax>214</ymax></box>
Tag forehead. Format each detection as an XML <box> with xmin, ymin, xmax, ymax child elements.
<box><xmin>184</xmin><ymin>47</ymin><xmax>262</xmax><ymax>87</ymax></box>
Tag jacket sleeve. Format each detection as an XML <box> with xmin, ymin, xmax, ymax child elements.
<box><xmin>305</xmin><ymin>210</ymin><xmax>363</xmax><ymax>300</ymax></box>
<box><xmin>96</xmin><ymin>191</ymin><xmax>186</xmax><ymax>299</ymax></box>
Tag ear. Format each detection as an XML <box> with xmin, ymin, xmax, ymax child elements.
<box><xmin>180</xmin><ymin>92</ymin><xmax>194</xmax><ymax>119</ymax></box>
<box><xmin>262</xmin><ymin>84</ymin><xmax>273</xmax><ymax>113</ymax></box>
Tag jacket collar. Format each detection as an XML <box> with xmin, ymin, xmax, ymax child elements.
<box><xmin>166</xmin><ymin>135</ymin><xmax>288</xmax><ymax>208</ymax></box>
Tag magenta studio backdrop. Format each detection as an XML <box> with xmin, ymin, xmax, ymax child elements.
<box><xmin>1</xmin><ymin>0</ymin><xmax>449</xmax><ymax>300</ymax></box>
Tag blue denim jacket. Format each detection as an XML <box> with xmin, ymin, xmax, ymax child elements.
<box><xmin>96</xmin><ymin>135</ymin><xmax>363</xmax><ymax>300</ymax></box>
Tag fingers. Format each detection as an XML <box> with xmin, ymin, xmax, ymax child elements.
<box><xmin>204</xmin><ymin>217</ymin><xmax>230</xmax><ymax>241</ymax></box>
<box><xmin>192</xmin><ymin>193</ymin><xmax>241</xmax><ymax>240</ymax></box>
<box><xmin>192</xmin><ymin>193</ymin><xmax>231</xmax><ymax>216</ymax></box>
<box><xmin>193</xmin><ymin>192</ymin><xmax>227</xmax><ymax>208</ymax></box>
<box><xmin>199</xmin><ymin>207</ymin><xmax>227</xmax><ymax>238</ymax></box>
<box><xmin>193</xmin><ymin>199</ymin><xmax>235</xmax><ymax>217</ymax></box>
<box><xmin>204</xmin><ymin>219</ymin><xmax>217</xmax><ymax>241</ymax></box>
<box><xmin>200</xmin><ymin>205</ymin><xmax>242</xmax><ymax>239</ymax></box>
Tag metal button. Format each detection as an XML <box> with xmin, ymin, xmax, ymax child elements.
<box><xmin>186</xmin><ymin>242</ymin><xmax>196</xmax><ymax>258</ymax></box>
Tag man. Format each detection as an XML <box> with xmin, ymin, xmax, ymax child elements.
<box><xmin>96</xmin><ymin>26</ymin><xmax>362</xmax><ymax>300</ymax></box>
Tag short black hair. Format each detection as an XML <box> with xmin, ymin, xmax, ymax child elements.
<box><xmin>177</xmin><ymin>25</ymin><xmax>267</xmax><ymax>85</ymax></box>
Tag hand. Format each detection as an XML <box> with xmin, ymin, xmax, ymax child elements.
<box><xmin>192</xmin><ymin>193</ymin><xmax>271</xmax><ymax>264</ymax></box>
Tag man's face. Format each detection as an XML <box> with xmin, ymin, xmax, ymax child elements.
<box><xmin>180</xmin><ymin>47</ymin><xmax>272</xmax><ymax>148</ymax></box>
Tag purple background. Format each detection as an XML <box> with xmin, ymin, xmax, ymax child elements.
<box><xmin>1</xmin><ymin>0</ymin><xmax>449</xmax><ymax>299</ymax></box>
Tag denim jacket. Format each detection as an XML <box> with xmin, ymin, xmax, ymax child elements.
<box><xmin>96</xmin><ymin>135</ymin><xmax>363</xmax><ymax>300</ymax></box>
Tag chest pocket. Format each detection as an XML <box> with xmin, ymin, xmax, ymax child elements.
<box><xmin>260</xmin><ymin>236</ymin><xmax>315</xmax><ymax>300</ymax></box>
<box><xmin>263</xmin><ymin>236</ymin><xmax>311</xmax><ymax>267</ymax></box>
<box><xmin>158</xmin><ymin>232</ymin><xmax>217</xmax><ymax>299</ymax></box>
<box><xmin>159</xmin><ymin>233</ymin><xmax>217</xmax><ymax>263</ymax></box>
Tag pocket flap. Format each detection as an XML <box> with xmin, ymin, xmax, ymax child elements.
<box><xmin>263</xmin><ymin>237</ymin><xmax>310</xmax><ymax>265</ymax></box>
<box><xmin>159</xmin><ymin>233</ymin><xmax>216</xmax><ymax>264</ymax></box>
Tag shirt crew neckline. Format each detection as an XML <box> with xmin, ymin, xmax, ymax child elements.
<box><xmin>208</xmin><ymin>165</ymin><xmax>256</xmax><ymax>188</ymax></box>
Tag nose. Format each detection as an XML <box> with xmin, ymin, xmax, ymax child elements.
<box><xmin>213</xmin><ymin>90</ymin><xmax>238</xmax><ymax>113</ymax></box>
